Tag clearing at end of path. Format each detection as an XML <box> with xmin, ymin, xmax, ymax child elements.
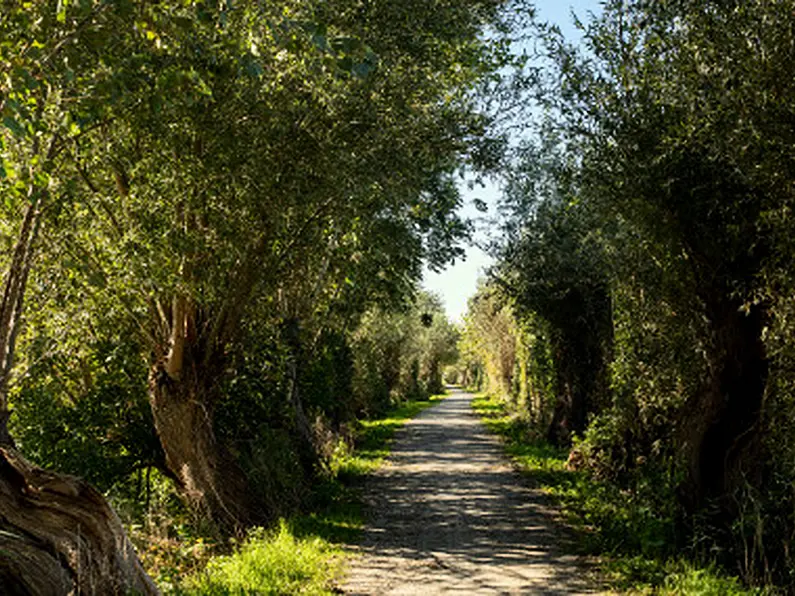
<box><xmin>343</xmin><ymin>388</ymin><xmax>601</xmax><ymax>595</ymax></box>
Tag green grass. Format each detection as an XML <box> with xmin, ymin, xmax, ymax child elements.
<box><xmin>333</xmin><ymin>393</ymin><xmax>447</xmax><ymax>479</ymax></box>
<box><xmin>177</xmin><ymin>520</ymin><xmax>342</xmax><ymax>595</ymax></box>
<box><xmin>471</xmin><ymin>394</ymin><xmax>765</xmax><ymax>595</ymax></box>
<box><xmin>172</xmin><ymin>392</ymin><xmax>447</xmax><ymax>594</ymax></box>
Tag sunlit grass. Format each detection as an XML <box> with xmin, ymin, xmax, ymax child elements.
<box><xmin>170</xmin><ymin>392</ymin><xmax>447</xmax><ymax>594</ymax></box>
<box><xmin>177</xmin><ymin>520</ymin><xmax>342</xmax><ymax>595</ymax></box>
<box><xmin>471</xmin><ymin>394</ymin><xmax>764</xmax><ymax>595</ymax></box>
<box><xmin>333</xmin><ymin>393</ymin><xmax>447</xmax><ymax>479</ymax></box>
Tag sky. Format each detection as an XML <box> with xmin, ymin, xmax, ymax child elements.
<box><xmin>421</xmin><ymin>0</ymin><xmax>602</xmax><ymax>323</ymax></box>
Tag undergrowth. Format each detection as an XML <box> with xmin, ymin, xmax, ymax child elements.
<box><xmin>471</xmin><ymin>393</ymin><xmax>767</xmax><ymax>595</ymax></box>
<box><xmin>142</xmin><ymin>392</ymin><xmax>447</xmax><ymax>594</ymax></box>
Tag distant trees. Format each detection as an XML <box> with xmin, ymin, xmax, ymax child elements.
<box><xmin>353</xmin><ymin>291</ymin><xmax>459</xmax><ymax>413</ymax></box>
<box><xmin>458</xmin><ymin>283</ymin><xmax>519</xmax><ymax>398</ymax></box>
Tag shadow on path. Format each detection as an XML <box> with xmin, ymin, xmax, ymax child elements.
<box><xmin>343</xmin><ymin>388</ymin><xmax>599</xmax><ymax>595</ymax></box>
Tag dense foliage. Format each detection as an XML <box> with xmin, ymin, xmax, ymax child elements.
<box><xmin>6</xmin><ymin>0</ymin><xmax>795</xmax><ymax>592</ymax></box>
<box><xmin>462</xmin><ymin>0</ymin><xmax>795</xmax><ymax>590</ymax></box>
<box><xmin>0</xmin><ymin>0</ymin><xmax>517</xmax><ymax>590</ymax></box>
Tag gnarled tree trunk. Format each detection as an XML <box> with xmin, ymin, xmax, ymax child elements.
<box><xmin>142</xmin><ymin>223</ymin><xmax>280</xmax><ymax>534</ymax></box>
<box><xmin>149</xmin><ymin>359</ymin><xmax>258</xmax><ymax>535</ymax></box>
<box><xmin>0</xmin><ymin>446</ymin><xmax>158</xmax><ymax>595</ymax></box>
<box><xmin>680</xmin><ymin>297</ymin><xmax>768</xmax><ymax>516</ymax></box>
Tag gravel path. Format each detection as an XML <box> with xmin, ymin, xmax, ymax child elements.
<box><xmin>343</xmin><ymin>388</ymin><xmax>599</xmax><ymax>595</ymax></box>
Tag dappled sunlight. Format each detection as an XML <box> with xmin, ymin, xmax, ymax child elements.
<box><xmin>344</xmin><ymin>389</ymin><xmax>597</xmax><ymax>594</ymax></box>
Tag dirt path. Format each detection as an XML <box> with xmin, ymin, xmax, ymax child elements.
<box><xmin>343</xmin><ymin>388</ymin><xmax>598</xmax><ymax>595</ymax></box>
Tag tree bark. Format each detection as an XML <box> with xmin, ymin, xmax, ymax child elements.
<box><xmin>546</xmin><ymin>286</ymin><xmax>612</xmax><ymax>446</ymax></box>
<box><xmin>679</xmin><ymin>297</ymin><xmax>768</xmax><ymax>516</ymax></box>
<box><xmin>0</xmin><ymin>200</ymin><xmax>42</xmax><ymax>445</ymax></box>
<box><xmin>0</xmin><ymin>446</ymin><xmax>159</xmax><ymax>595</ymax></box>
<box><xmin>148</xmin><ymin>361</ymin><xmax>258</xmax><ymax>535</ymax></box>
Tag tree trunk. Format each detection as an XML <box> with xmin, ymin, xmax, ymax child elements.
<box><xmin>546</xmin><ymin>286</ymin><xmax>612</xmax><ymax>446</ymax></box>
<box><xmin>0</xmin><ymin>200</ymin><xmax>42</xmax><ymax>447</ymax></box>
<box><xmin>680</xmin><ymin>298</ymin><xmax>768</xmax><ymax>516</ymax></box>
<box><xmin>547</xmin><ymin>334</ymin><xmax>594</xmax><ymax>445</ymax></box>
<box><xmin>282</xmin><ymin>318</ymin><xmax>319</xmax><ymax>476</ymax></box>
<box><xmin>547</xmin><ymin>332</ymin><xmax>576</xmax><ymax>446</ymax></box>
<box><xmin>148</xmin><ymin>364</ymin><xmax>258</xmax><ymax>534</ymax></box>
<box><xmin>0</xmin><ymin>446</ymin><xmax>158</xmax><ymax>595</ymax></box>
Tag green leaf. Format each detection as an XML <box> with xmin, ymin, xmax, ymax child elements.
<box><xmin>87</xmin><ymin>272</ymin><xmax>107</xmax><ymax>289</ymax></box>
<box><xmin>242</xmin><ymin>55</ymin><xmax>264</xmax><ymax>78</ymax></box>
<box><xmin>2</xmin><ymin>116</ymin><xmax>26</xmax><ymax>137</ymax></box>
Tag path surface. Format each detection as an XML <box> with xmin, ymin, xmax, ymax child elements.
<box><xmin>343</xmin><ymin>388</ymin><xmax>598</xmax><ymax>595</ymax></box>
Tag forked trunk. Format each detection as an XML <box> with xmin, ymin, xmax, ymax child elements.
<box><xmin>0</xmin><ymin>446</ymin><xmax>158</xmax><ymax>595</ymax></box>
<box><xmin>148</xmin><ymin>365</ymin><xmax>257</xmax><ymax>534</ymax></box>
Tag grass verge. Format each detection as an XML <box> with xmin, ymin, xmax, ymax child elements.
<box><xmin>169</xmin><ymin>392</ymin><xmax>447</xmax><ymax>594</ymax></box>
<box><xmin>332</xmin><ymin>393</ymin><xmax>447</xmax><ymax>479</ymax></box>
<box><xmin>471</xmin><ymin>393</ymin><xmax>765</xmax><ymax>595</ymax></box>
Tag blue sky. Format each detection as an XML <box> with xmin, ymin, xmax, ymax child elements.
<box><xmin>421</xmin><ymin>0</ymin><xmax>602</xmax><ymax>322</ymax></box>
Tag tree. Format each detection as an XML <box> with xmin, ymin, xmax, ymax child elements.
<box><xmin>0</xmin><ymin>0</ymin><xmax>520</xmax><ymax>587</ymax></box>
<box><xmin>493</xmin><ymin>138</ymin><xmax>613</xmax><ymax>444</ymax></box>
<box><xmin>523</xmin><ymin>0</ymin><xmax>795</xmax><ymax>581</ymax></box>
<box><xmin>351</xmin><ymin>291</ymin><xmax>457</xmax><ymax>414</ymax></box>
<box><xmin>0</xmin><ymin>1</ymin><xmax>162</xmax><ymax>591</ymax></box>
<box><xmin>459</xmin><ymin>282</ymin><xmax>519</xmax><ymax>398</ymax></box>
<box><xmin>3</xmin><ymin>0</ymin><xmax>521</xmax><ymax>535</ymax></box>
